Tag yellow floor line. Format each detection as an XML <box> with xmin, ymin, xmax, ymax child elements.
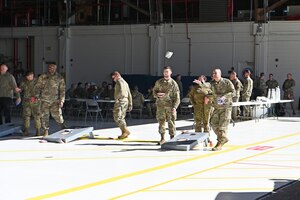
<box><xmin>27</xmin><ymin>131</ymin><xmax>300</xmax><ymax>200</ymax></box>
<box><xmin>110</xmin><ymin>141</ymin><xmax>300</xmax><ymax>200</ymax></box>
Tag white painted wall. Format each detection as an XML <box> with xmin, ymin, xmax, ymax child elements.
<box><xmin>0</xmin><ymin>22</ymin><xmax>299</xmax><ymax>107</ymax></box>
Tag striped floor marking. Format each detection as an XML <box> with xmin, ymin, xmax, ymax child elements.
<box><xmin>27</xmin><ymin>131</ymin><xmax>300</xmax><ymax>200</ymax></box>
<box><xmin>110</xmin><ymin>141</ymin><xmax>300</xmax><ymax>199</ymax></box>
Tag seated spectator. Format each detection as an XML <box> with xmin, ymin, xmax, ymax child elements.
<box><xmin>73</xmin><ymin>82</ymin><xmax>85</xmax><ymax>98</ymax></box>
<box><xmin>83</xmin><ymin>82</ymin><xmax>90</xmax><ymax>98</ymax></box>
<box><xmin>66</xmin><ymin>83</ymin><xmax>76</xmax><ymax>99</ymax></box>
<box><xmin>132</xmin><ymin>86</ymin><xmax>144</xmax><ymax>109</ymax></box>
<box><xmin>100</xmin><ymin>81</ymin><xmax>108</xmax><ymax>98</ymax></box>
<box><xmin>87</xmin><ymin>82</ymin><xmax>97</xmax><ymax>99</ymax></box>
<box><xmin>106</xmin><ymin>83</ymin><xmax>114</xmax><ymax>99</ymax></box>
<box><xmin>145</xmin><ymin>86</ymin><xmax>155</xmax><ymax>118</ymax></box>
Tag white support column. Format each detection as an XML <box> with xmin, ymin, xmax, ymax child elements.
<box><xmin>58</xmin><ymin>27</ymin><xmax>71</xmax><ymax>88</ymax></box>
<box><xmin>148</xmin><ymin>25</ymin><xmax>164</xmax><ymax>76</ymax></box>
<box><xmin>254</xmin><ymin>23</ymin><xmax>269</xmax><ymax>76</ymax></box>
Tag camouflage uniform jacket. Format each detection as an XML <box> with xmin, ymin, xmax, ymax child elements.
<box><xmin>231</xmin><ymin>78</ymin><xmax>243</xmax><ymax>98</ymax></box>
<box><xmin>266</xmin><ymin>79</ymin><xmax>278</xmax><ymax>89</ymax></box>
<box><xmin>0</xmin><ymin>72</ymin><xmax>20</xmax><ymax>98</ymax></box>
<box><xmin>241</xmin><ymin>77</ymin><xmax>253</xmax><ymax>98</ymax></box>
<box><xmin>35</xmin><ymin>72</ymin><xmax>65</xmax><ymax>103</ymax></box>
<box><xmin>254</xmin><ymin>79</ymin><xmax>266</xmax><ymax>92</ymax></box>
<box><xmin>114</xmin><ymin>78</ymin><xmax>132</xmax><ymax>107</ymax></box>
<box><xmin>20</xmin><ymin>79</ymin><xmax>39</xmax><ymax>102</ymax></box>
<box><xmin>207</xmin><ymin>78</ymin><xmax>235</xmax><ymax>109</ymax></box>
<box><xmin>282</xmin><ymin>79</ymin><xmax>295</xmax><ymax>94</ymax></box>
<box><xmin>132</xmin><ymin>91</ymin><xmax>145</xmax><ymax>108</ymax></box>
<box><xmin>153</xmin><ymin>78</ymin><xmax>180</xmax><ymax>109</ymax></box>
<box><xmin>188</xmin><ymin>82</ymin><xmax>212</xmax><ymax>105</ymax></box>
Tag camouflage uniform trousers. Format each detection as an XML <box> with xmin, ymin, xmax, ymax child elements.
<box><xmin>193</xmin><ymin>104</ymin><xmax>212</xmax><ymax>132</ymax></box>
<box><xmin>210</xmin><ymin>108</ymin><xmax>231</xmax><ymax>144</ymax></box>
<box><xmin>156</xmin><ymin>106</ymin><xmax>177</xmax><ymax>137</ymax></box>
<box><xmin>231</xmin><ymin>97</ymin><xmax>240</xmax><ymax>120</ymax></box>
<box><xmin>113</xmin><ymin>100</ymin><xmax>128</xmax><ymax>129</ymax></box>
<box><xmin>22</xmin><ymin>102</ymin><xmax>41</xmax><ymax>130</ymax></box>
<box><xmin>41</xmin><ymin>101</ymin><xmax>64</xmax><ymax>130</ymax></box>
<box><xmin>241</xmin><ymin>95</ymin><xmax>251</xmax><ymax>117</ymax></box>
<box><xmin>283</xmin><ymin>91</ymin><xmax>295</xmax><ymax>112</ymax></box>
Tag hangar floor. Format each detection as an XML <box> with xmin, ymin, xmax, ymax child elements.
<box><xmin>0</xmin><ymin>110</ymin><xmax>300</xmax><ymax>200</ymax></box>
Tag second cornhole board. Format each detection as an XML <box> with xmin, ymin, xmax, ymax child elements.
<box><xmin>44</xmin><ymin>127</ymin><xmax>94</xmax><ymax>143</ymax></box>
<box><xmin>161</xmin><ymin>132</ymin><xmax>209</xmax><ymax>151</ymax></box>
<box><xmin>0</xmin><ymin>123</ymin><xmax>22</xmax><ymax>137</ymax></box>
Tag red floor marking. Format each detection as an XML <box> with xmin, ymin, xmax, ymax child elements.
<box><xmin>246</xmin><ymin>146</ymin><xmax>274</xmax><ymax>151</ymax></box>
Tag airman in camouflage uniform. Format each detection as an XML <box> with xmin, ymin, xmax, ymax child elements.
<box><xmin>19</xmin><ymin>71</ymin><xmax>41</xmax><ymax>136</ymax></box>
<box><xmin>282</xmin><ymin>73</ymin><xmax>296</xmax><ymax>115</ymax></box>
<box><xmin>254</xmin><ymin>72</ymin><xmax>267</xmax><ymax>97</ymax></box>
<box><xmin>229</xmin><ymin>71</ymin><xmax>243</xmax><ymax>120</ymax></box>
<box><xmin>0</xmin><ymin>64</ymin><xmax>21</xmax><ymax>125</ymax></box>
<box><xmin>266</xmin><ymin>73</ymin><xmax>279</xmax><ymax>98</ymax></box>
<box><xmin>241</xmin><ymin>70</ymin><xmax>253</xmax><ymax>117</ymax></box>
<box><xmin>188</xmin><ymin>75</ymin><xmax>213</xmax><ymax>133</ymax></box>
<box><xmin>111</xmin><ymin>71</ymin><xmax>132</xmax><ymax>139</ymax></box>
<box><xmin>153</xmin><ymin>66</ymin><xmax>180</xmax><ymax>145</ymax></box>
<box><xmin>194</xmin><ymin>69</ymin><xmax>235</xmax><ymax>151</ymax></box>
<box><xmin>35</xmin><ymin>64</ymin><xmax>66</xmax><ymax>137</ymax></box>
<box><xmin>132</xmin><ymin>86</ymin><xmax>144</xmax><ymax>109</ymax></box>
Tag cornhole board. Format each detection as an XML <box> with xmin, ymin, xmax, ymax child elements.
<box><xmin>0</xmin><ymin>123</ymin><xmax>22</xmax><ymax>137</ymax></box>
<box><xmin>44</xmin><ymin>127</ymin><xmax>94</xmax><ymax>143</ymax></box>
<box><xmin>161</xmin><ymin>132</ymin><xmax>209</xmax><ymax>151</ymax></box>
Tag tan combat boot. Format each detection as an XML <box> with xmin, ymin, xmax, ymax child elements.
<box><xmin>43</xmin><ymin>129</ymin><xmax>49</xmax><ymax>137</ymax></box>
<box><xmin>212</xmin><ymin>142</ymin><xmax>223</xmax><ymax>151</ymax></box>
<box><xmin>118</xmin><ymin>127</ymin><xmax>130</xmax><ymax>139</ymax></box>
<box><xmin>159</xmin><ymin>134</ymin><xmax>166</xmax><ymax>145</ymax></box>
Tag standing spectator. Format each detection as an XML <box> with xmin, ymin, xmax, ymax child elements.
<box><xmin>0</xmin><ymin>64</ymin><xmax>21</xmax><ymax>125</ymax></box>
<box><xmin>19</xmin><ymin>71</ymin><xmax>41</xmax><ymax>136</ymax></box>
<box><xmin>266</xmin><ymin>73</ymin><xmax>279</xmax><ymax>98</ymax></box>
<box><xmin>153</xmin><ymin>66</ymin><xmax>180</xmax><ymax>145</ymax></box>
<box><xmin>282</xmin><ymin>73</ymin><xmax>296</xmax><ymax>115</ymax></box>
<box><xmin>254</xmin><ymin>72</ymin><xmax>267</xmax><ymax>97</ymax></box>
<box><xmin>35</xmin><ymin>64</ymin><xmax>66</xmax><ymax>137</ymax></box>
<box><xmin>241</xmin><ymin>70</ymin><xmax>253</xmax><ymax>117</ymax></box>
<box><xmin>111</xmin><ymin>71</ymin><xmax>132</xmax><ymax>139</ymax></box>
<box><xmin>175</xmin><ymin>74</ymin><xmax>183</xmax><ymax>100</ymax></box>
<box><xmin>229</xmin><ymin>71</ymin><xmax>243</xmax><ymax>120</ymax></box>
